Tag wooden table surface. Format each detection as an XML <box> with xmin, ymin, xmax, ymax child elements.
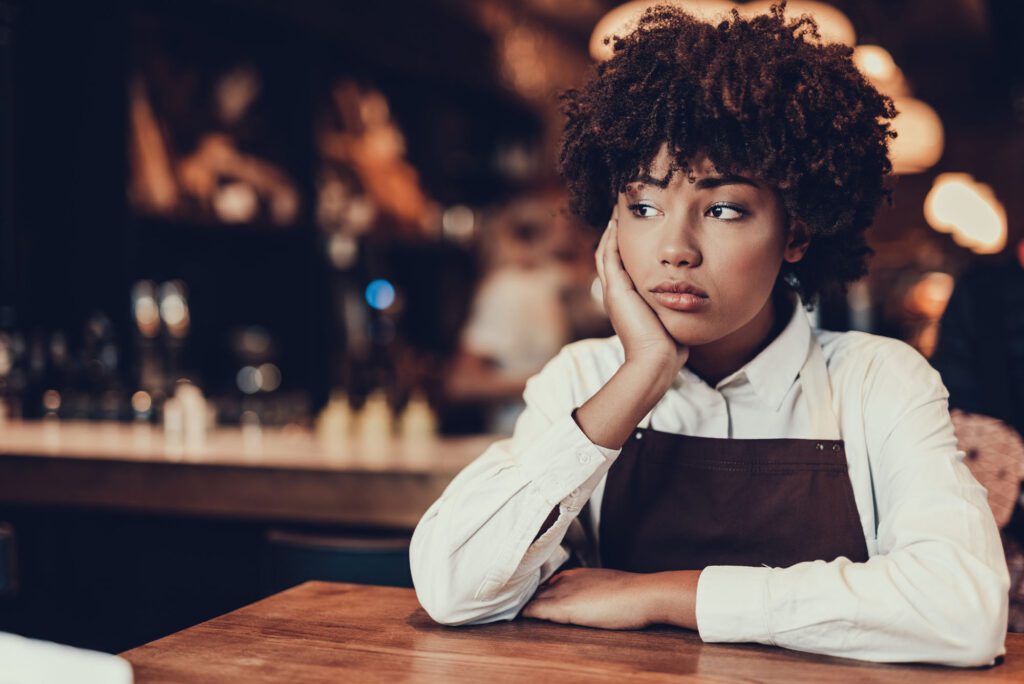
<box><xmin>0</xmin><ymin>420</ymin><xmax>492</xmax><ymax>527</ymax></box>
<box><xmin>122</xmin><ymin>581</ymin><xmax>1024</xmax><ymax>683</ymax></box>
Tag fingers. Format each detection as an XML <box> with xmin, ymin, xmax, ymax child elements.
<box><xmin>594</xmin><ymin>210</ymin><xmax>614</xmax><ymax>286</ymax></box>
<box><xmin>522</xmin><ymin>597</ymin><xmax>568</xmax><ymax>623</ymax></box>
<box><xmin>524</xmin><ymin>602</ymin><xmax>557</xmax><ymax>622</ymax></box>
<box><xmin>602</xmin><ymin>214</ymin><xmax>633</xmax><ymax>292</ymax></box>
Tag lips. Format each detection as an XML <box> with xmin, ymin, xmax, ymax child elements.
<box><xmin>650</xmin><ymin>281</ymin><xmax>709</xmax><ymax>298</ymax></box>
<box><xmin>649</xmin><ymin>280</ymin><xmax>710</xmax><ymax>313</ymax></box>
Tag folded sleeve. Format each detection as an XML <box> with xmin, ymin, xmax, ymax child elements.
<box><xmin>410</xmin><ymin>346</ymin><xmax>620</xmax><ymax>625</ymax></box>
<box><xmin>695</xmin><ymin>340</ymin><xmax>1010</xmax><ymax>667</ymax></box>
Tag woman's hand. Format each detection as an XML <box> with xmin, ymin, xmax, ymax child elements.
<box><xmin>596</xmin><ymin>206</ymin><xmax>689</xmax><ymax>381</ymax></box>
<box><xmin>521</xmin><ymin>568</ymin><xmax>702</xmax><ymax>631</ymax></box>
<box><xmin>521</xmin><ymin>568</ymin><xmax>657</xmax><ymax>629</ymax></box>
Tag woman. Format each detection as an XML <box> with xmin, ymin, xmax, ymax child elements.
<box><xmin>410</xmin><ymin>2</ymin><xmax>1009</xmax><ymax>667</ymax></box>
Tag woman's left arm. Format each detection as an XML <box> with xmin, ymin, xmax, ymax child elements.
<box><xmin>691</xmin><ymin>340</ymin><xmax>1010</xmax><ymax>667</ymax></box>
<box><xmin>524</xmin><ymin>340</ymin><xmax>1010</xmax><ymax>667</ymax></box>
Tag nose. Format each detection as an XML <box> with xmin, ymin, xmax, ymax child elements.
<box><xmin>658</xmin><ymin>223</ymin><xmax>702</xmax><ymax>268</ymax></box>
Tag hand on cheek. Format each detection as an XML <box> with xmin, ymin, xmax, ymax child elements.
<box><xmin>521</xmin><ymin>568</ymin><xmax>656</xmax><ymax>630</ymax></box>
<box><xmin>596</xmin><ymin>206</ymin><xmax>689</xmax><ymax>376</ymax></box>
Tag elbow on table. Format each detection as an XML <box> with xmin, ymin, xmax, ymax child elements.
<box><xmin>930</xmin><ymin>569</ymin><xmax>1009</xmax><ymax>667</ymax></box>
<box><xmin>952</xmin><ymin>602</ymin><xmax>1008</xmax><ymax>667</ymax></box>
<box><xmin>409</xmin><ymin>534</ymin><xmax>518</xmax><ymax>627</ymax></box>
<box><xmin>416</xmin><ymin>592</ymin><xmax>484</xmax><ymax>627</ymax></box>
<box><xmin>940</xmin><ymin>620</ymin><xmax>1006</xmax><ymax>668</ymax></box>
<box><xmin>412</xmin><ymin>570</ymin><xmax>519</xmax><ymax>627</ymax></box>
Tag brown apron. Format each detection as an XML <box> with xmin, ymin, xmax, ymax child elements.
<box><xmin>576</xmin><ymin>336</ymin><xmax>869</xmax><ymax>572</ymax></box>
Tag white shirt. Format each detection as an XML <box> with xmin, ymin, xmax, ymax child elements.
<box><xmin>411</xmin><ymin>293</ymin><xmax>1010</xmax><ymax>667</ymax></box>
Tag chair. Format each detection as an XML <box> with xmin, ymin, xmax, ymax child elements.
<box><xmin>261</xmin><ymin>527</ymin><xmax>412</xmax><ymax>596</ymax></box>
<box><xmin>0</xmin><ymin>522</ymin><xmax>14</xmax><ymax>595</ymax></box>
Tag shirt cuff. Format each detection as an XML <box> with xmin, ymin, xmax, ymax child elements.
<box><xmin>517</xmin><ymin>412</ymin><xmax>619</xmax><ymax>507</ymax></box>
<box><xmin>695</xmin><ymin>565</ymin><xmax>773</xmax><ymax>645</ymax></box>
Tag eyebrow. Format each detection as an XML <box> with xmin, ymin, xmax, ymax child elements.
<box><xmin>695</xmin><ymin>174</ymin><xmax>761</xmax><ymax>189</ymax></box>
<box><xmin>626</xmin><ymin>173</ymin><xmax>761</xmax><ymax>193</ymax></box>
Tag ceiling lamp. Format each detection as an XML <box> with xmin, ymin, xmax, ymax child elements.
<box><xmin>590</xmin><ymin>1</ymin><xmax>855</xmax><ymax>62</ymax></box>
<box><xmin>924</xmin><ymin>173</ymin><xmax>1007</xmax><ymax>255</ymax></box>
<box><xmin>889</xmin><ymin>96</ymin><xmax>944</xmax><ymax>174</ymax></box>
<box><xmin>589</xmin><ymin>1</ymin><xmax>735</xmax><ymax>61</ymax></box>
<box><xmin>740</xmin><ymin>1</ymin><xmax>856</xmax><ymax>46</ymax></box>
<box><xmin>852</xmin><ymin>44</ymin><xmax>908</xmax><ymax>97</ymax></box>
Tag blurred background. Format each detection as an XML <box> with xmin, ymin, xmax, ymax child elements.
<box><xmin>2</xmin><ymin>0</ymin><xmax>1023</xmax><ymax>431</ymax></box>
<box><xmin>1</xmin><ymin>0</ymin><xmax>1023</xmax><ymax>653</ymax></box>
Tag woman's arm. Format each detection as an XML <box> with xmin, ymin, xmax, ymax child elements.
<box><xmin>523</xmin><ymin>340</ymin><xmax>1008</xmax><ymax>666</ymax></box>
<box><xmin>690</xmin><ymin>340</ymin><xmax>1009</xmax><ymax>667</ymax></box>
<box><xmin>410</xmin><ymin>344</ymin><xmax>678</xmax><ymax>625</ymax></box>
<box><xmin>412</xmin><ymin>208</ymin><xmax>688</xmax><ymax>626</ymax></box>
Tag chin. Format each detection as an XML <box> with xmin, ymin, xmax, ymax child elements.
<box><xmin>658</xmin><ymin>315</ymin><xmax>720</xmax><ymax>347</ymax></box>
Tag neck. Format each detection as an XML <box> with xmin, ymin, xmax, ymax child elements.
<box><xmin>686</xmin><ymin>287</ymin><xmax>791</xmax><ymax>387</ymax></box>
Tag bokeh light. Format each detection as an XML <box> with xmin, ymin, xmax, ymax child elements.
<box><xmin>236</xmin><ymin>365</ymin><xmax>262</xmax><ymax>395</ymax></box>
<box><xmin>924</xmin><ymin>173</ymin><xmax>1007</xmax><ymax>254</ymax></box>
<box><xmin>257</xmin><ymin>363</ymin><xmax>282</xmax><ymax>392</ymax></box>
<box><xmin>889</xmin><ymin>97</ymin><xmax>945</xmax><ymax>174</ymax></box>
<box><xmin>741</xmin><ymin>2</ymin><xmax>856</xmax><ymax>46</ymax></box>
<box><xmin>442</xmin><ymin>205</ymin><xmax>476</xmax><ymax>242</ymax></box>
<box><xmin>590</xmin><ymin>1</ymin><xmax>733</xmax><ymax>61</ymax></box>
<box><xmin>158</xmin><ymin>281</ymin><xmax>191</xmax><ymax>338</ymax></box>
<box><xmin>131</xmin><ymin>390</ymin><xmax>153</xmax><ymax>413</ymax></box>
<box><xmin>365</xmin><ymin>279</ymin><xmax>397</xmax><ymax>311</ymax></box>
<box><xmin>132</xmin><ymin>281</ymin><xmax>161</xmax><ymax>338</ymax></box>
<box><xmin>853</xmin><ymin>44</ymin><xmax>908</xmax><ymax>97</ymax></box>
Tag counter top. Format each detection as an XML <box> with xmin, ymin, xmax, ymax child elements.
<box><xmin>0</xmin><ymin>420</ymin><xmax>494</xmax><ymax>527</ymax></box>
<box><xmin>121</xmin><ymin>581</ymin><xmax>1024</xmax><ymax>683</ymax></box>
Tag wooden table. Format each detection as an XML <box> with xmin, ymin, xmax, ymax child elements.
<box><xmin>122</xmin><ymin>581</ymin><xmax>1024</xmax><ymax>683</ymax></box>
<box><xmin>0</xmin><ymin>420</ymin><xmax>493</xmax><ymax>528</ymax></box>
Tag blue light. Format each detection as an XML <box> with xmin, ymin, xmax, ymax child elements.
<box><xmin>365</xmin><ymin>279</ymin><xmax>396</xmax><ymax>311</ymax></box>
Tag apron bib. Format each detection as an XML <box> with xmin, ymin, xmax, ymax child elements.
<box><xmin>583</xmin><ymin>335</ymin><xmax>868</xmax><ymax>572</ymax></box>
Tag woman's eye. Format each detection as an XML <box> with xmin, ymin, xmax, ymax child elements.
<box><xmin>706</xmin><ymin>204</ymin><xmax>746</xmax><ymax>221</ymax></box>
<box><xmin>628</xmin><ymin>203</ymin><xmax>662</xmax><ymax>218</ymax></box>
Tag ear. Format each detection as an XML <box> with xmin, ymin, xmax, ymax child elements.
<box><xmin>783</xmin><ymin>221</ymin><xmax>811</xmax><ymax>264</ymax></box>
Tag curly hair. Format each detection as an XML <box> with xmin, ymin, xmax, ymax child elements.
<box><xmin>558</xmin><ymin>1</ymin><xmax>897</xmax><ymax>307</ymax></box>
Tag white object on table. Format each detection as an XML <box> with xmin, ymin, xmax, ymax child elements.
<box><xmin>0</xmin><ymin>631</ymin><xmax>133</xmax><ymax>684</ymax></box>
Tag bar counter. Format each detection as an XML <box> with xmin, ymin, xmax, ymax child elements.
<box><xmin>0</xmin><ymin>420</ymin><xmax>493</xmax><ymax>528</ymax></box>
<box><xmin>122</xmin><ymin>581</ymin><xmax>1024</xmax><ymax>683</ymax></box>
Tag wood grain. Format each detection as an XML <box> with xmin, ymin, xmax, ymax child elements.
<box><xmin>122</xmin><ymin>582</ymin><xmax>1024</xmax><ymax>683</ymax></box>
<box><xmin>0</xmin><ymin>420</ymin><xmax>492</xmax><ymax>527</ymax></box>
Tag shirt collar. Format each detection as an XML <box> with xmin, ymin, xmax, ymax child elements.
<box><xmin>678</xmin><ymin>290</ymin><xmax>813</xmax><ymax>412</ymax></box>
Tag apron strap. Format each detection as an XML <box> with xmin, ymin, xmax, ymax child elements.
<box><xmin>799</xmin><ymin>334</ymin><xmax>842</xmax><ymax>441</ymax></box>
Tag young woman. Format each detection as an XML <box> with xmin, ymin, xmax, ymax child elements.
<box><xmin>410</xmin><ymin>2</ymin><xmax>1009</xmax><ymax>667</ymax></box>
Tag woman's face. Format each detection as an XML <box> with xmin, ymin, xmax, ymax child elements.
<box><xmin>615</xmin><ymin>146</ymin><xmax>807</xmax><ymax>348</ymax></box>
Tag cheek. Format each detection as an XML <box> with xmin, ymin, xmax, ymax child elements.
<box><xmin>729</xmin><ymin>246</ymin><xmax>780</xmax><ymax>279</ymax></box>
<box><xmin>718</xmin><ymin>233</ymin><xmax>786</xmax><ymax>284</ymax></box>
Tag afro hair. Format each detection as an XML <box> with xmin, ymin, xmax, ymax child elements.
<box><xmin>558</xmin><ymin>1</ymin><xmax>898</xmax><ymax>307</ymax></box>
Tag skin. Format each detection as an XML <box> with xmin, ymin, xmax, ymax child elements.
<box><xmin>522</xmin><ymin>145</ymin><xmax>810</xmax><ymax>632</ymax></box>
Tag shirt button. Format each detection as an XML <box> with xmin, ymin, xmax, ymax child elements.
<box><xmin>832</xmin><ymin>443</ymin><xmax>842</xmax><ymax>452</ymax></box>
<box><xmin>815</xmin><ymin>443</ymin><xmax>824</xmax><ymax>451</ymax></box>
<box><xmin>635</xmin><ymin>432</ymin><xmax>643</xmax><ymax>440</ymax></box>
<box><xmin>566</xmin><ymin>488</ymin><xmax>582</xmax><ymax>509</ymax></box>
<box><xmin>577</xmin><ymin>450</ymin><xmax>591</xmax><ymax>464</ymax></box>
